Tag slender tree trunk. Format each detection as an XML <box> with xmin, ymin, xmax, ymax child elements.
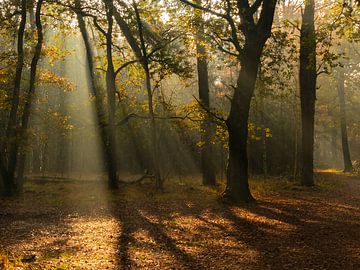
<box><xmin>16</xmin><ymin>3</ymin><xmax>37</xmax><ymax>191</ymax></box>
<box><xmin>259</xmin><ymin>96</ymin><xmax>268</xmax><ymax>176</ymax></box>
<box><xmin>1</xmin><ymin>0</ymin><xmax>27</xmax><ymax>195</ymax></box>
<box><xmin>133</xmin><ymin>1</ymin><xmax>162</xmax><ymax>189</ymax></box>
<box><xmin>195</xmin><ymin>0</ymin><xmax>216</xmax><ymax>186</ymax></box>
<box><xmin>337</xmin><ymin>70</ymin><xmax>353</xmax><ymax>172</ymax></box>
<box><xmin>299</xmin><ymin>0</ymin><xmax>316</xmax><ymax>186</ymax></box>
<box><xmin>104</xmin><ymin>0</ymin><xmax>119</xmax><ymax>189</ymax></box>
<box><xmin>15</xmin><ymin>0</ymin><xmax>44</xmax><ymax>192</ymax></box>
<box><xmin>118</xmin><ymin>105</ymin><xmax>146</xmax><ymax>172</ymax></box>
<box><xmin>112</xmin><ymin>0</ymin><xmax>162</xmax><ymax>184</ymax></box>
<box><xmin>0</xmin><ymin>155</ymin><xmax>8</xmax><ymax>194</ymax></box>
<box><xmin>75</xmin><ymin>0</ymin><xmax>118</xmax><ymax>189</ymax></box>
<box><xmin>144</xmin><ymin>67</ymin><xmax>162</xmax><ymax>189</ymax></box>
<box><xmin>293</xmin><ymin>85</ymin><xmax>299</xmax><ymax>178</ymax></box>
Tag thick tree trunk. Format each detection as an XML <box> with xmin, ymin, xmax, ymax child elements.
<box><xmin>223</xmin><ymin>42</ymin><xmax>262</xmax><ymax>203</ymax></box>
<box><xmin>222</xmin><ymin>0</ymin><xmax>276</xmax><ymax>203</ymax></box>
<box><xmin>195</xmin><ymin>0</ymin><xmax>216</xmax><ymax>186</ymax></box>
<box><xmin>337</xmin><ymin>70</ymin><xmax>353</xmax><ymax>172</ymax></box>
<box><xmin>75</xmin><ymin>0</ymin><xmax>118</xmax><ymax>189</ymax></box>
<box><xmin>299</xmin><ymin>0</ymin><xmax>316</xmax><ymax>186</ymax></box>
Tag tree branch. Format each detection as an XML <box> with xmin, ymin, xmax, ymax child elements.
<box><xmin>193</xmin><ymin>95</ymin><xmax>226</xmax><ymax>122</ymax></box>
<box><xmin>249</xmin><ymin>0</ymin><xmax>263</xmax><ymax>15</ymax></box>
<box><xmin>178</xmin><ymin>0</ymin><xmax>228</xmax><ymax>20</ymax></box>
<box><xmin>115</xmin><ymin>59</ymin><xmax>139</xmax><ymax>76</ymax></box>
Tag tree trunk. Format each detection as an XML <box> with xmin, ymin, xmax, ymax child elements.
<box><xmin>0</xmin><ymin>156</ymin><xmax>9</xmax><ymax>195</ymax></box>
<box><xmin>223</xmin><ymin>41</ymin><xmax>262</xmax><ymax>203</ymax></box>
<box><xmin>16</xmin><ymin>2</ymin><xmax>37</xmax><ymax>192</ymax></box>
<box><xmin>1</xmin><ymin>0</ymin><xmax>27</xmax><ymax>195</ymax></box>
<box><xmin>133</xmin><ymin>1</ymin><xmax>162</xmax><ymax>189</ymax></box>
<box><xmin>259</xmin><ymin>96</ymin><xmax>268</xmax><ymax>176</ymax></box>
<box><xmin>299</xmin><ymin>0</ymin><xmax>316</xmax><ymax>186</ymax></box>
<box><xmin>293</xmin><ymin>87</ymin><xmax>300</xmax><ymax>178</ymax></box>
<box><xmin>195</xmin><ymin>0</ymin><xmax>216</xmax><ymax>186</ymax></box>
<box><xmin>14</xmin><ymin>0</ymin><xmax>44</xmax><ymax>192</ymax></box>
<box><xmin>144</xmin><ymin>67</ymin><xmax>162</xmax><ymax>190</ymax></box>
<box><xmin>104</xmin><ymin>0</ymin><xmax>119</xmax><ymax>189</ymax></box>
<box><xmin>337</xmin><ymin>70</ymin><xmax>353</xmax><ymax>172</ymax></box>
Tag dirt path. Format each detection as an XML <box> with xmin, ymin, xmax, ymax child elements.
<box><xmin>0</xmin><ymin>173</ymin><xmax>359</xmax><ymax>269</ymax></box>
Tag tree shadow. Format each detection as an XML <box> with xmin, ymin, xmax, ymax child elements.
<box><xmin>114</xmin><ymin>202</ymin><xmax>205</xmax><ymax>270</ymax></box>
<box><xmin>0</xmin><ymin>179</ymin><xmax>112</xmax><ymax>267</ymax></box>
<box><xmin>113</xmin><ymin>188</ymin><xmax>360</xmax><ymax>269</ymax></box>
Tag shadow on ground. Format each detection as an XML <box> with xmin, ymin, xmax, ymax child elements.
<box><xmin>0</xmin><ymin>173</ymin><xmax>359</xmax><ymax>269</ymax></box>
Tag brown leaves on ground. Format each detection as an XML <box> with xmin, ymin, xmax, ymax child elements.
<box><xmin>0</xmin><ymin>172</ymin><xmax>359</xmax><ymax>269</ymax></box>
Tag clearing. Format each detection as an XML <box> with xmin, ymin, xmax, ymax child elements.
<box><xmin>0</xmin><ymin>172</ymin><xmax>359</xmax><ymax>269</ymax></box>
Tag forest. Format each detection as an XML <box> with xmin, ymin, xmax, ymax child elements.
<box><xmin>0</xmin><ymin>0</ymin><xmax>359</xmax><ymax>269</ymax></box>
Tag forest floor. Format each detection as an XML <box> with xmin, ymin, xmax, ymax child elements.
<box><xmin>0</xmin><ymin>171</ymin><xmax>359</xmax><ymax>270</ymax></box>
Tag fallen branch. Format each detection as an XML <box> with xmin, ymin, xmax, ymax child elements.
<box><xmin>118</xmin><ymin>172</ymin><xmax>155</xmax><ymax>185</ymax></box>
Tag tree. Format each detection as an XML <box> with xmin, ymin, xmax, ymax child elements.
<box><xmin>0</xmin><ymin>0</ymin><xmax>44</xmax><ymax>195</ymax></box>
<box><xmin>194</xmin><ymin>0</ymin><xmax>216</xmax><ymax>186</ymax></box>
<box><xmin>337</xmin><ymin>68</ymin><xmax>353</xmax><ymax>172</ymax></box>
<box><xmin>102</xmin><ymin>0</ymin><xmax>119</xmax><ymax>189</ymax></box>
<box><xmin>299</xmin><ymin>0</ymin><xmax>316</xmax><ymax>186</ymax></box>
<box><xmin>133</xmin><ymin>0</ymin><xmax>163</xmax><ymax>190</ymax></box>
<box><xmin>0</xmin><ymin>0</ymin><xmax>27</xmax><ymax>195</ymax></box>
<box><xmin>180</xmin><ymin>0</ymin><xmax>277</xmax><ymax>202</ymax></box>
<box><xmin>110</xmin><ymin>0</ymin><xmax>191</xmax><ymax>190</ymax></box>
<box><xmin>74</xmin><ymin>0</ymin><xmax>119</xmax><ymax>189</ymax></box>
<box><xmin>15</xmin><ymin>0</ymin><xmax>44</xmax><ymax>190</ymax></box>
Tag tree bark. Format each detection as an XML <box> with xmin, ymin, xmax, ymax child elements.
<box><xmin>299</xmin><ymin>0</ymin><xmax>316</xmax><ymax>186</ymax></box>
<box><xmin>223</xmin><ymin>40</ymin><xmax>263</xmax><ymax>203</ymax></box>
<box><xmin>104</xmin><ymin>0</ymin><xmax>119</xmax><ymax>189</ymax></box>
<box><xmin>195</xmin><ymin>0</ymin><xmax>216</xmax><ymax>186</ymax></box>
<box><xmin>337</xmin><ymin>70</ymin><xmax>353</xmax><ymax>172</ymax></box>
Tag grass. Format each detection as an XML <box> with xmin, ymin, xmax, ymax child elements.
<box><xmin>249</xmin><ymin>172</ymin><xmax>345</xmax><ymax>196</ymax></box>
<box><xmin>19</xmin><ymin>172</ymin><xmax>348</xmax><ymax>208</ymax></box>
